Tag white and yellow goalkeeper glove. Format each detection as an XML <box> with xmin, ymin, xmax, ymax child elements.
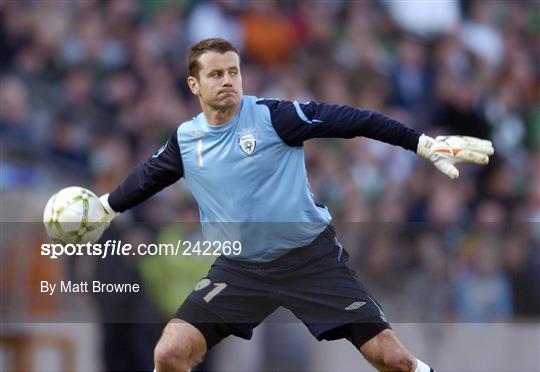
<box><xmin>99</xmin><ymin>193</ymin><xmax>119</xmax><ymax>225</ymax></box>
<box><xmin>417</xmin><ymin>134</ymin><xmax>494</xmax><ymax>179</ymax></box>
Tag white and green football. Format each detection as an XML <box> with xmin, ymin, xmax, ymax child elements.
<box><xmin>43</xmin><ymin>186</ymin><xmax>108</xmax><ymax>244</ymax></box>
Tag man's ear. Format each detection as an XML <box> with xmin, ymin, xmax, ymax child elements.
<box><xmin>187</xmin><ymin>76</ymin><xmax>199</xmax><ymax>95</ymax></box>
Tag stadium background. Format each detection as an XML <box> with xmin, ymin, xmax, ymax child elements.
<box><xmin>1</xmin><ymin>0</ymin><xmax>539</xmax><ymax>371</ymax></box>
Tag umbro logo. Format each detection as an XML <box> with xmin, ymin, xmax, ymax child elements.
<box><xmin>345</xmin><ymin>301</ymin><xmax>366</xmax><ymax>310</ymax></box>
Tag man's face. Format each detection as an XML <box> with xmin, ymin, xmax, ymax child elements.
<box><xmin>188</xmin><ymin>51</ymin><xmax>243</xmax><ymax>111</ymax></box>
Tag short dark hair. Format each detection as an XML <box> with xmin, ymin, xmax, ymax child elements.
<box><xmin>187</xmin><ymin>38</ymin><xmax>240</xmax><ymax>79</ymax></box>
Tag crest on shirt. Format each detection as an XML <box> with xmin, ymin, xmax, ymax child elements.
<box><xmin>239</xmin><ymin>133</ymin><xmax>256</xmax><ymax>155</ymax></box>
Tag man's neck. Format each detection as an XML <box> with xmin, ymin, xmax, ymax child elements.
<box><xmin>202</xmin><ymin>102</ymin><xmax>241</xmax><ymax>125</ymax></box>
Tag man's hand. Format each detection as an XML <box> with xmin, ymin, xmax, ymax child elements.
<box><xmin>99</xmin><ymin>193</ymin><xmax>119</xmax><ymax>224</ymax></box>
<box><xmin>417</xmin><ymin>134</ymin><xmax>494</xmax><ymax>179</ymax></box>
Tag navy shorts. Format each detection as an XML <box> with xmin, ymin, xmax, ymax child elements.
<box><xmin>175</xmin><ymin>226</ymin><xmax>390</xmax><ymax>350</ymax></box>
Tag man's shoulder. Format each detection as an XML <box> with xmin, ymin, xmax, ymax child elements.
<box><xmin>176</xmin><ymin>114</ymin><xmax>203</xmax><ymax>134</ymax></box>
<box><xmin>245</xmin><ymin>95</ymin><xmax>284</xmax><ymax>105</ymax></box>
<box><xmin>249</xmin><ymin>96</ymin><xmax>306</xmax><ymax>126</ymax></box>
<box><xmin>244</xmin><ymin>95</ymin><xmax>293</xmax><ymax>117</ymax></box>
<box><xmin>242</xmin><ymin>95</ymin><xmax>276</xmax><ymax>126</ymax></box>
<box><xmin>243</xmin><ymin>95</ymin><xmax>288</xmax><ymax>106</ymax></box>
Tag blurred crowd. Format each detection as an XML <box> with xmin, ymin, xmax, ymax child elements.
<box><xmin>1</xmin><ymin>0</ymin><xmax>539</xmax><ymax>369</ymax></box>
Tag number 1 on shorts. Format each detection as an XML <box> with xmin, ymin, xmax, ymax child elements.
<box><xmin>203</xmin><ymin>282</ymin><xmax>227</xmax><ymax>303</ymax></box>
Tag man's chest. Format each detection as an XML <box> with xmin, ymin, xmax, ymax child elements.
<box><xmin>179</xmin><ymin>126</ymin><xmax>285</xmax><ymax>186</ymax></box>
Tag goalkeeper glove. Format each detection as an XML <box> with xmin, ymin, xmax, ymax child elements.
<box><xmin>417</xmin><ymin>134</ymin><xmax>494</xmax><ymax>179</ymax></box>
<box><xmin>99</xmin><ymin>193</ymin><xmax>119</xmax><ymax>224</ymax></box>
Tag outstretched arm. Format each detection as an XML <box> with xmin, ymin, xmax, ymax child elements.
<box><xmin>258</xmin><ymin>99</ymin><xmax>494</xmax><ymax>179</ymax></box>
<box><xmin>259</xmin><ymin>99</ymin><xmax>420</xmax><ymax>150</ymax></box>
<box><xmin>100</xmin><ymin>129</ymin><xmax>184</xmax><ymax>221</ymax></box>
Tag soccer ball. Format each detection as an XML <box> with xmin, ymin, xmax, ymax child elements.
<box><xmin>43</xmin><ymin>186</ymin><xmax>108</xmax><ymax>244</ymax></box>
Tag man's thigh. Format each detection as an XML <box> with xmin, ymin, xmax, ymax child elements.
<box><xmin>278</xmin><ymin>230</ymin><xmax>391</xmax><ymax>346</ymax></box>
<box><xmin>175</xmin><ymin>261</ymin><xmax>279</xmax><ymax>350</ymax></box>
<box><xmin>287</xmin><ymin>269</ymin><xmax>391</xmax><ymax>347</ymax></box>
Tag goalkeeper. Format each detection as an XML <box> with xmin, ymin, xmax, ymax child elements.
<box><xmin>100</xmin><ymin>38</ymin><xmax>493</xmax><ymax>372</ymax></box>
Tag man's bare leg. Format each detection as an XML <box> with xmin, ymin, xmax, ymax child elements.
<box><xmin>359</xmin><ymin>329</ymin><xmax>433</xmax><ymax>371</ymax></box>
<box><xmin>154</xmin><ymin>319</ymin><xmax>207</xmax><ymax>372</ymax></box>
